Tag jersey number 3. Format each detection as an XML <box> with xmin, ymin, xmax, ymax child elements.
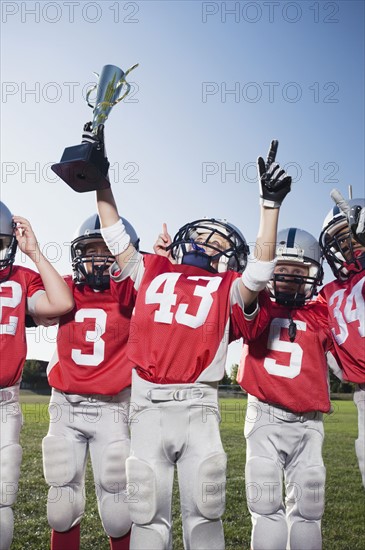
<box><xmin>71</xmin><ymin>308</ymin><xmax>107</xmax><ymax>366</ymax></box>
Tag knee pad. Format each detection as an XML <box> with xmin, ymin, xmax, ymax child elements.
<box><xmin>42</xmin><ymin>436</ymin><xmax>84</xmax><ymax>531</ymax></box>
<box><xmin>289</xmin><ymin>520</ymin><xmax>322</xmax><ymax>550</ymax></box>
<box><xmin>290</xmin><ymin>466</ymin><xmax>326</xmax><ymax>521</ymax></box>
<box><xmin>126</xmin><ymin>456</ymin><xmax>157</xmax><ymax>525</ymax></box>
<box><xmin>287</xmin><ymin>466</ymin><xmax>326</xmax><ymax>522</ymax></box>
<box><xmin>42</xmin><ymin>436</ymin><xmax>77</xmax><ymax>486</ymax></box>
<box><xmin>0</xmin><ymin>444</ymin><xmax>22</xmax><ymax>507</ymax></box>
<box><xmin>100</xmin><ymin>439</ymin><xmax>130</xmax><ymax>493</ymax></box>
<box><xmin>130</xmin><ymin>524</ymin><xmax>170</xmax><ymax>550</ymax></box>
<box><xmin>245</xmin><ymin>457</ymin><xmax>282</xmax><ymax>515</ymax></box>
<box><xmin>195</xmin><ymin>453</ymin><xmax>227</xmax><ymax>520</ymax></box>
<box><xmin>251</xmin><ymin>515</ymin><xmax>288</xmax><ymax>550</ymax></box>
<box><xmin>189</xmin><ymin>519</ymin><xmax>224</xmax><ymax>550</ymax></box>
<box><xmin>99</xmin><ymin>440</ymin><xmax>131</xmax><ymax>537</ymax></box>
<box><xmin>0</xmin><ymin>507</ymin><xmax>14</xmax><ymax>550</ymax></box>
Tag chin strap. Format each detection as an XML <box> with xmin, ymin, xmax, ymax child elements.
<box><xmin>344</xmin><ymin>251</ymin><xmax>365</xmax><ymax>274</ymax></box>
<box><xmin>288</xmin><ymin>311</ymin><xmax>297</xmax><ymax>342</ymax></box>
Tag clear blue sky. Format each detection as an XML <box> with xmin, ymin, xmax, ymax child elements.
<box><xmin>1</xmin><ymin>0</ymin><xmax>364</xmax><ymax>367</ymax></box>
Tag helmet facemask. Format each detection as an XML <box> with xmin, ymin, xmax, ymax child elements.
<box><xmin>170</xmin><ymin>219</ymin><xmax>249</xmax><ymax>273</ymax></box>
<box><xmin>319</xmin><ymin>198</ymin><xmax>365</xmax><ymax>280</ymax></box>
<box><xmin>319</xmin><ymin>216</ymin><xmax>364</xmax><ymax>280</ymax></box>
<box><xmin>71</xmin><ymin>235</ymin><xmax>114</xmax><ymax>290</ymax></box>
<box><xmin>269</xmin><ymin>228</ymin><xmax>324</xmax><ymax>307</ymax></box>
<box><xmin>0</xmin><ymin>204</ymin><xmax>17</xmax><ymax>283</ymax></box>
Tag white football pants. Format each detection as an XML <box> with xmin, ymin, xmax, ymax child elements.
<box><xmin>126</xmin><ymin>370</ymin><xmax>227</xmax><ymax>550</ymax></box>
<box><xmin>244</xmin><ymin>395</ymin><xmax>326</xmax><ymax>550</ymax></box>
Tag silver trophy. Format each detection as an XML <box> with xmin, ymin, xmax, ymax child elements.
<box><xmin>52</xmin><ymin>63</ymin><xmax>138</xmax><ymax>192</ymax></box>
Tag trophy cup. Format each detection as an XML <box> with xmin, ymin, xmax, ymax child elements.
<box><xmin>51</xmin><ymin>63</ymin><xmax>138</xmax><ymax>192</ymax></box>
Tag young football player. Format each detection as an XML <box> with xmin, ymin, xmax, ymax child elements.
<box><xmin>42</xmin><ymin>214</ymin><xmax>139</xmax><ymax>550</ymax></box>
<box><xmin>91</xmin><ymin>125</ymin><xmax>292</xmax><ymax>548</ymax></box>
<box><xmin>237</xmin><ymin>227</ymin><xmax>334</xmax><ymax>550</ymax></box>
<box><xmin>319</xmin><ymin>190</ymin><xmax>365</xmax><ymax>488</ymax></box>
<box><xmin>0</xmin><ymin>202</ymin><xmax>74</xmax><ymax>550</ymax></box>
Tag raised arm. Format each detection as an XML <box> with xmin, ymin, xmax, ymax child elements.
<box><xmin>96</xmin><ymin>187</ymin><xmax>137</xmax><ymax>271</ymax></box>
<box><xmin>13</xmin><ymin>216</ymin><xmax>74</xmax><ymax>316</ymax></box>
<box><xmin>238</xmin><ymin>140</ymin><xmax>292</xmax><ymax>307</ymax></box>
<box><xmin>79</xmin><ymin>123</ymin><xmax>138</xmax><ymax>271</ymax></box>
<box><xmin>331</xmin><ymin>188</ymin><xmax>365</xmax><ymax>246</ymax></box>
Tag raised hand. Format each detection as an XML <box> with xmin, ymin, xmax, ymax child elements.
<box><xmin>153</xmin><ymin>223</ymin><xmax>175</xmax><ymax>262</ymax></box>
<box><xmin>12</xmin><ymin>216</ymin><xmax>40</xmax><ymax>261</ymax></box>
<box><xmin>257</xmin><ymin>140</ymin><xmax>292</xmax><ymax>208</ymax></box>
<box><xmin>331</xmin><ymin>188</ymin><xmax>365</xmax><ymax>246</ymax></box>
<box><xmin>82</xmin><ymin>121</ymin><xmax>107</xmax><ymax>156</ymax></box>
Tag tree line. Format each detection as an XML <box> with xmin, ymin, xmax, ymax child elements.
<box><xmin>22</xmin><ymin>360</ymin><xmax>354</xmax><ymax>395</ymax></box>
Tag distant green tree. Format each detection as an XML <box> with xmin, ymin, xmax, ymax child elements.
<box><xmin>22</xmin><ymin>360</ymin><xmax>48</xmax><ymax>389</ymax></box>
<box><xmin>329</xmin><ymin>370</ymin><xmax>354</xmax><ymax>394</ymax></box>
<box><xmin>220</xmin><ymin>371</ymin><xmax>232</xmax><ymax>386</ymax></box>
<box><xmin>230</xmin><ymin>363</ymin><xmax>239</xmax><ymax>384</ymax></box>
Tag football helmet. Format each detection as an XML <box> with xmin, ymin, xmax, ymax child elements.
<box><xmin>269</xmin><ymin>227</ymin><xmax>323</xmax><ymax>307</ymax></box>
<box><xmin>0</xmin><ymin>201</ymin><xmax>17</xmax><ymax>282</ymax></box>
<box><xmin>319</xmin><ymin>198</ymin><xmax>365</xmax><ymax>280</ymax></box>
<box><xmin>71</xmin><ymin>214</ymin><xmax>139</xmax><ymax>290</ymax></box>
<box><xmin>169</xmin><ymin>218</ymin><xmax>249</xmax><ymax>273</ymax></box>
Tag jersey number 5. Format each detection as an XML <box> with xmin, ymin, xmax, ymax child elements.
<box><xmin>264</xmin><ymin>318</ymin><xmax>307</xmax><ymax>379</ymax></box>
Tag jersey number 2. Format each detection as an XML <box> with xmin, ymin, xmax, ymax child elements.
<box><xmin>0</xmin><ymin>281</ymin><xmax>22</xmax><ymax>336</ymax></box>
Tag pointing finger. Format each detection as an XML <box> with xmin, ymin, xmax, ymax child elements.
<box><xmin>330</xmin><ymin>188</ymin><xmax>350</xmax><ymax>215</ymax></box>
<box><xmin>266</xmin><ymin>140</ymin><xmax>279</xmax><ymax>168</ymax></box>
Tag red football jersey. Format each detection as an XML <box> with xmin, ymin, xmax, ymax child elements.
<box><xmin>237</xmin><ymin>299</ymin><xmax>332</xmax><ymax>413</ymax></box>
<box><xmin>319</xmin><ymin>270</ymin><xmax>365</xmax><ymax>384</ymax></box>
<box><xmin>114</xmin><ymin>254</ymin><xmax>271</xmax><ymax>384</ymax></box>
<box><xmin>0</xmin><ymin>266</ymin><xmax>44</xmax><ymax>387</ymax></box>
<box><xmin>47</xmin><ymin>276</ymin><xmax>135</xmax><ymax>394</ymax></box>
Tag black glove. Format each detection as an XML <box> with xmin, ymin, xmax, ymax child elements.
<box><xmin>82</xmin><ymin>122</ymin><xmax>107</xmax><ymax>159</ymax></box>
<box><xmin>257</xmin><ymin>140</ymin><xmax>292</xmax><ymax>208</ymax></box>
<box><xmin>331</xmin><ymin>189</ymin><xmax>365</xmax><ymax>246</ymax></box>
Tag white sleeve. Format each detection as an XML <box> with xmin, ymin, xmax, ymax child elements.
<box><xmin>110</xmin><ymin>250</ymin><xmax>145</xmax><ymax>291</ymax></box>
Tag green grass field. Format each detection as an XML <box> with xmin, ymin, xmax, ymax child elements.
<box><xmin>10</xmin><ymin>394</ymin><xmax>365</xmax><ymax>549</ymax></box>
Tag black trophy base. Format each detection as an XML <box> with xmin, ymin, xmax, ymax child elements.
<box><xmin>51</xmin><ymin>142</ymin><xmax>110</xmax><ymax>192</ymax></box>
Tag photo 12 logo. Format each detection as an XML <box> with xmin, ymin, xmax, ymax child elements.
<box><xmin>1</xmin><ymin>1</ymin><xmax>140</xmax><ymax>24</ymax></box>
<box><xmin>201</xmin><ymin>2</ymin><xmax>340</xmax><ymax>24</ymax></box>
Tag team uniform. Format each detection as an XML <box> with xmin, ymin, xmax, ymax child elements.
<box><xmin>0</xmin><ymin>266</ymin><xmax>45</xmax><ymax>550</ymax></box>
<box><xmin>112</xmin><ymin>252</ymin><xmax>271</xmax><ymax>550</ymax></box>
<box><xmin>42</xmin><ymin>213</ymin><xmax>139</xmax><ymax>550</ymax></box>
<box><xmin>236</xmin><ymin>227</ymin><xmax>330</xmax><ymax>550</ymax></box>
<box><xmin>238</xmin><ymin>298</ymin><xmax>332</xmax><ymax>550</ymax></box>
<box><xmin>42</xmin><ymin>277</ymin><xmax>134</xmax><ymax>542</ymax></box>
<box><xmin>319</xmin><ymin>196</ymin><xmax>365</xmax><ymax>489</ymax></box>
<box><xmin>319</xmin><ymin>269</ymin><xmax>365</xmax><ymax>486</ymax></box>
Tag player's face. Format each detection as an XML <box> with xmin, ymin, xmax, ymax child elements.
<box><xmin>331</xmin><ymin>222</ymin><xmax>365</xmax><ymax>260</ymax></box>
<box><xmin>0</xmin><ymin>236</ymin><xmax>11</xmax><ymax>259</ymax></box>
<box><xmin>84</xmin><ymin>241</ymin><xmax>111</xmax><ymax>274</ymax></box>
<box><xmin>194</xmin><ymin>232</ymin><xmax>228</xmax><ymax>270</ymax></box>
<box><xmin>194</xmin><ymin>233</ymin><xmax>228</xmax><ymax>255</ymax></box>
<box><xmin>274</xmin><ymin>262</ymin><xmax>309</xmax><ymax>294</ymax></box>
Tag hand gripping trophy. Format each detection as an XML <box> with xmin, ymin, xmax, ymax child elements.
<box><xmin>52</xmin><ymin>63</ymin><xmax>138</xmax><ymax>192</ymax></box>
